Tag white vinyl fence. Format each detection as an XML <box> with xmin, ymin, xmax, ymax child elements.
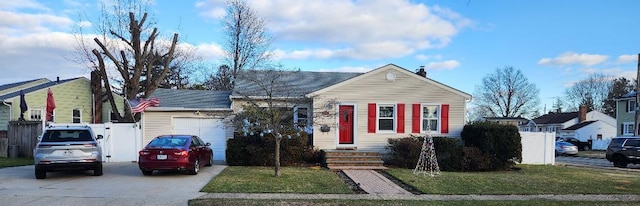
<box><xmin>51</xmin><ymin>123</ymin><xmax>142</xmax><ymax>162</ymax></box>
<box><xmin>520</xmin><ymin>131</ymin><xmax>555</xmax><ymax>165</ymax></box>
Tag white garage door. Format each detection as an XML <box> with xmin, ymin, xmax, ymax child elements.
<box><xmin>173</xmin><ymin>118</ymin><xmax>226</xmax><ymax>161</ymax></box>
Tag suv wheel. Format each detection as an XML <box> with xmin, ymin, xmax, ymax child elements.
<box><xmin>35</xmin><ymin>169</ymin><xmax>46</xmax><ymax>179</ymax></box>
<box><xmin>614</xmin><ymin>156</ymin><xmax>628</xmax><ymax>168</ymax></box>
<box><xmin>93</xmin><ymin>163</ymin><xmax>103</xmax><ymax>176</ymax></box>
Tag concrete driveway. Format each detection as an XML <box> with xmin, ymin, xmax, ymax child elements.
<box><xmin>0</xmin><ymin>162</ymin><xmax>226</xmax><ymax>206</ymax></box>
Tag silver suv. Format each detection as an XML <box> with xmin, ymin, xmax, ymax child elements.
<box><xmin>605</xmin><ymin>137</ymin><xmax>640</xmax><ymax>168</ymax></box>
<box><xmin>33</xmin><ymin>125</ymin><xmax>103</xmax><ymax>179</ymax></box>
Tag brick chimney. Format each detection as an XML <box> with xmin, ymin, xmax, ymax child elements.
<box><xmin>416</xmin><ymin>66</ymin><xmax>426</xmax><ymax>77</ymax></box>
<box><xmin>578</xmin><ymin>105</ymin><xmax>587</xmax><ymax>123</ymax></box>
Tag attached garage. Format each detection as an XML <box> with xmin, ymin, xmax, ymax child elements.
<box><xmin>143</xmin><ymin>89</ymin><xmax>234</xmax><ymax>162</ymax></box>
<box><xmin>172</xmin><ymin>117</ymin><xmax>227</xmax><ymax>161</ymax></box>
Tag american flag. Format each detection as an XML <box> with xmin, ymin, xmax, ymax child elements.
<box><xmin>130</xmin><ymin>98</ymin><xmax>160</xmax><ymax>113</ymax></box>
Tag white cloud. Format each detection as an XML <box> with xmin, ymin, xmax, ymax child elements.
<box><xmin>425</xmin><ymin>60</ymin><xmax>460</xmax><ymax>70</ymax></box>
<box><xmin>196</xmin><ymin>0</ymin><xmax>472</xmax><ymax>61</ymax></box>
<box><xmin>416</xmin><ymin>54</ymin><xmax>442</xmax><ymax>61</ymax></box>
<box><xmin>195</xmin><ymin>42</ymin><xmax>225</xmax><ymax>60</ymax></box>
<box><xmin>538</xmin><ymin>52</ymin><xmax>608</xmax><ymax>67</ymax></box>
<box><xmin>617</xmin><ymin>54</ymin><xmax>637</xmax><ymax>64</ymax></box>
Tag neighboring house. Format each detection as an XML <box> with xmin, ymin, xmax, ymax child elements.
<box><xmin>523</xmin><ymin>106</ymin><xmax>617</xmax><ymax>150</ymax></box>
<box><xmin>614</xmin><ymin>91</ymin><xmax>637</xmax><ymax>136</ymax></box>
<box><xmin>0</xmin><ymin>77</ymin><xmax>125</xmax><ymax>133</ymax></box>
<box><xmin>483</xmin><ymin>117</ymin><xmax>528</xmax><ymax>127</ymax></box>
<box><xmin>142</xmin><ymin>64</ymin><xmax>472</xmax><ymax>161</ymax></box>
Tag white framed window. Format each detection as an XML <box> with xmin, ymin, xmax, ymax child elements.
<box><xmin>547</xmin><ymin>126</ymin><xmax>557</xmax><ymax>132</ymax></box>
<box><xmin>29</xmin><ymin>109</ymin><xmax>43</xmax><ymax>121</ymax></box>
<box><xmin>293</xmin><ymin>106</ymin><xmax>308</xmax><ymax>127</ymax></box>
<box><xmin>377</xmin><ymin>104</ymin><xmax>396</xmax><ymax>132</ymax></box>
<box><xmin>72</xmin><ymin>109</ymin><xmax>82</xmax><ymax>123</ymax></box>
<box><xmin>629</xmin><ymin>100</ymin><xmax>637</xmax><ymax>113</ymax></box>
<box><xmin>422</xmin><ymin>105</ymin><xmax>440</xmax><ymax>133</ymax></box>
<box><xmin>623</xmin><ymin>122</ymin><xmax>634</xmax><ymax>136</ymax></box>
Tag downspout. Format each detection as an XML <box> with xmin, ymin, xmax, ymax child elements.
<box><xmin>2</xmin><ymin>101</ymin><xmax>12</xmax><ymax>121</ymax></box>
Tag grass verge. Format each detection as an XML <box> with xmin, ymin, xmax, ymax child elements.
<box><xmin>0</xmin><ymin>157</ymin><xmax>33</xmax><ymax>168</ymax></box>
<box><xmin>190</xmin><ymin>199</ymin><xmax>640</xmax><ymax>206</ymax></box>
<box><xmin>386</xmin><ymin>165</ymin><xmax>640</xmax><ymax>194</ymax></box>
<box><xmin>200</xmin><ymin>166</ymin><xmax>353</xmax><ymax>194</ymax></box>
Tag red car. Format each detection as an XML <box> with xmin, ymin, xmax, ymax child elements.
<box><xmin>138</xmin><ymin>135</ymin><xmax>213</xmax><ymax>175</ymax></box>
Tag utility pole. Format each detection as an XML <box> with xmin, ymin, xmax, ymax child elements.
<box><xmin>635</xmin><ymin>53</ymin><xmax>639</xmax><ymax>136</ymax></box>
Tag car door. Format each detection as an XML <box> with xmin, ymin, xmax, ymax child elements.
<box><xmin>193</xmin><ymin>136</ymin><xmax>212</xmax><ymax>163</ymax></box>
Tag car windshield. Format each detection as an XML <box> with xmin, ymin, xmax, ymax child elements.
<box><xmin>148</xmin><ymin>136</ymin><xmax>188</xmax><ymax>147</ymax></box>
<box><xmin>41</xmin><ymin>130</ymin><xmax>93</xmax><ymax>142</ymax></box>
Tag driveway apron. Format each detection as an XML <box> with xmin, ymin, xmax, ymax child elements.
<box><xmin>0</xmin><ymin>162</ymin><xmax>226</xmax><ymax>206</ymax></box>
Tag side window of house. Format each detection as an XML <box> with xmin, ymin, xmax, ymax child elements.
<box><xmin>623</xmin><ymin>123</ymin><xmax>634</xmax><ymax>136</ymax></box>
<box><xmin>72</xmin><ymin>109</ymin><xmax>82</xmax><ymax>123</ymax></box>
<box><xmin>422</xmin><ymin>105</ymin><xmax>439</xmax><ymax>132</ymax></box>
<box><xmin>294</xmin><ymin>107</ymin><xmax>308</xmax><ymax>127</ymax></box>
<box><xmin>629</xmin><ymin>100</ymin><xmax>637</xmax><ymax>112</ymax></box>
<box><xmin>30</xmin><ymin>109</ymin><xmax>42</xmax><ymax>121</ymax></box>
<box><xmin>378</xmin><ymin>104</ymin><xmax>395</xmax><ymax>132</ymax></box>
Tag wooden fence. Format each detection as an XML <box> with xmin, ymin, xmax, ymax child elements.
<box><xmin>7</xmin><ymin>121</ymin><xmax>42</xmax><ymax>158</ymax></box>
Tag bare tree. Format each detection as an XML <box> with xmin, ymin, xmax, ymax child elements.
<box><xmin>473</xmin><ymin>66</ymin><xmax>540</xmax><ymax>118</ymax></box>
<box><xmin>231</xmin><ymin>68</ymin><xmax>311</xmax><ymax>177</ymax></box>
<box><xmin>69</xmin><ymin>0</ymin><xmax>191</xmax><ymax>122</ymax></box>
<box><xmin>221</xmin><ymin>0</ymin><xmax>273</xmax><ymax>89</ymax></box>
<box><xmin>564</xmin><ymin>73</ymin><xmax>613</xmax><ymax>113</ymax></box>
<box><xmin>205</xmin><ymin>65</ymin><xmax>234</xmax><ymax>90</ymax></box>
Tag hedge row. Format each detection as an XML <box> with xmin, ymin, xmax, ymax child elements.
<box><xmin>225</xmin><ymin>132</ymin><xmax>322</xmax><ymax>166</ymax></box>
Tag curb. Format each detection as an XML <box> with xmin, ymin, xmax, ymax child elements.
<box><xmin>196</xmin><ymin>193</ymin><xmax>640</xmax><ymax>201</ymax></box>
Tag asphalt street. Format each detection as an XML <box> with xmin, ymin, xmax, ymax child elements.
<box><xmin>555</xmin><ymin>155</ymin><xmax>640</xmax><ymax>171</ymax></box>
<box><xmin>0</xmin><ymin>162</ymin><xmax>226</xmax><ymax>206</ymax></box>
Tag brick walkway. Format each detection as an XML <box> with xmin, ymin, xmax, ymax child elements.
<box><xmin>342</xmin><ymin>170</ymin><xmax>412</xmax><ymax>195</ymax></box>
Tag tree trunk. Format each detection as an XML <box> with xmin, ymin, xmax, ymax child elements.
<box><xmin>274</xmin><ymin>136</ymin><xmax>281</xmax><ymax>177</ymax></box>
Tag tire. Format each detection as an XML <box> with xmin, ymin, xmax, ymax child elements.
<box><xmin>188</xmin><ymin>159</ymin><xmax>199</xmax><ymax>175</ymax></box>
<box><xmin>35</xmin><ymin>169</ymin><xmax>46</xmax><ymax>179</ymax></box>
<box><xmin>205</xmin><ymin>152</ymin><xmax>214</xmax><ymax>167</ymax></box>
<box><xmin>93</xmin><ymin>163</ymin><xmax>103</xmax><ymax>176</ymax></box>
<box><xmin>141</xmin><ymin>169</ymin><xmax>153</xmax><ymax>176</ymax></box>
<box><xmin>615</xmin><ymin>156</ymin><xmax>628</xmax><ymax>168</ymax></box>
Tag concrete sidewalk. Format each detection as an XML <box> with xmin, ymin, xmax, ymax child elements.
<box><xmin>197</xmin><ymin>193</ymin><xmax>640</xmax><ymax>201</ymax></box>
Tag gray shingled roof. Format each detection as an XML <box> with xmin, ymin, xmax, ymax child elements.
<box><xmin>0</xmin><ymin>78</ymin><xmax>79</xmax><ymax>101</ymax></box>
<box><xmin>532</xmin><ymin>112</ymin><xmax>578</xmax><ymax>124</ymax></box>
<box><xmin>149</xmin><ymin>88</ymin><xmax>231</xmax><ymax>109</ymax></box>
<box><xmin>563</xmin><ymin>121</ymin><xmax>596</xmax><ymax>130</ymax></box>
<box><xmin>232</xmin><ymin>70</ymin><xmax>362</xmax><ymax>97</ymax></box>
<box><xmin>0</xmin><ymin>78</ymin><xmax>44</xmax><ymax>92</ymax></box>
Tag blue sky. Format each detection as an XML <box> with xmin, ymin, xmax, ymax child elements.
<box><xmin>1</xmin><ymin>0</ymin><xmax>638</xmax><ymax>115</ymax></box>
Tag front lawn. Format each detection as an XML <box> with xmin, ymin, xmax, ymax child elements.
<box><xmin>387</xmin><ymin>165</ymin><xmax>640</xmax><ymax>194</ymax></box>
<box><xmin>201</xmin><ymin>166</ymin><xmax>353</xmax><ymax>194</ymax></box>
<box><xmin>0</xmin><ymin>157</ymin><xmax>33</xmax><ymax>168</ymax></box>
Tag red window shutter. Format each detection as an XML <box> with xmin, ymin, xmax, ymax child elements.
<box><xmin>368</xmin><ymin>103</ymin><xmax>376</xmax><ymax>133</ymax></box>
<box><xmin>441</xmin><ymin>104</ymin><xmax>449</xmax><ymax>134</ymax></box>
<box><xmin>397</xmin><ymin>104</ymin><xmax>405</xmax><ymax>133</ymax></box>
<box><xmin>412</xmin><ymin>104</ymin><xmax>420</xmax><ymax>133</ymax></box>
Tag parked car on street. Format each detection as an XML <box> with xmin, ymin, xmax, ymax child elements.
<box><xmin>33</xmin><ymin>125</ymin><xmax>103</xmax><ymax>179</ymax></box>
<box><xmin>138</xmin><ymin>135</ymin><xmax>213</xmax><ymax>175</ymax></box>
<box><xmin>559</xmin><ymin>137</ymin><xmax>591</xmax><ymax>151</ymax></box>
<box><xmin>605</xmin><ymin>137</ymin><xmax>640</xmax><ymax>168</ymax></box>
<box><xmin>555</xmin><ymin>141</ymin><xmax>578</xmax><ymax>156</ymax></box>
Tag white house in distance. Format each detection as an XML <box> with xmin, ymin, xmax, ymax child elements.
<box><xmin>523</xmin><ymin>105</ymin><xmax>616</xmax><ymax>150</ymax></box>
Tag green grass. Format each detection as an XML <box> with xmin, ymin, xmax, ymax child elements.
<box><xmin>387</xmin><ymin>165</ymin><xmax>640</xmax><ymax>195</ymax></box>
<box><xmin>0</xmin><ymin>157</ymin><xmax>34</xmax><ymax>168</ymax></box>
<box><xmin>200</xmin><ymin>166</ymin><xmax>353</xmax><ymax>194</ymax></box>
<box><xmin>190</xmin><ymin>199</ymin><xmax>640</xmax><ymax>206</ymax></box>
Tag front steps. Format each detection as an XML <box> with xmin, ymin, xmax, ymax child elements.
<box><xmin>324</xmin><ymin>150</ymin><xmax>387</xmax><ymax>170</ymax></box>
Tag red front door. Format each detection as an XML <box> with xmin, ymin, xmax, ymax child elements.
<box><xmin>339</xmin><ymin>105</ymin><xmax>354</xmax><ymax>144</ymax></box>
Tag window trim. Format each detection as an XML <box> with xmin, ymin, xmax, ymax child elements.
<box><xmin>293</xmin><ymin>106</ymin><xmax>309</xmax><ymax>127</ymax></box>
<box><xmin>629</xmin><ymin>100</ymin><xmax>637</xmax><ymax>113</ymax></box>
<box><xmin>72</xmin><ymin>109</ymin><xmax>82</xmax><ymax>123</ymax></box>
<box><xmin>623</xmin><ymin>122</ymin><xmax>634</xmax><ymax>136</ymax></box>
<box><xmin>421</xmin><ymin>104</ymin><xmax>441</xmax><ymax>133</ymax></box>
<box><xmin>29</xmin><ymin>109</ymin><xmax>43</xmax><ymax>121</ymax></box>
<box><xmin>376</xmin><ymin>104</ymin><xmax>396</xmax><ymax>133</ymax></box>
